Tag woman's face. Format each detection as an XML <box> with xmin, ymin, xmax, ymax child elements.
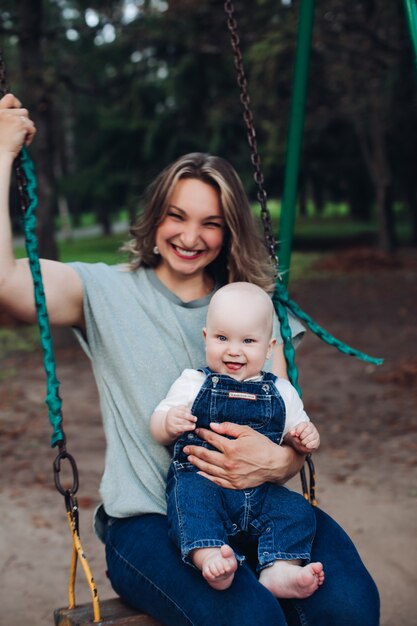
<box><xmin>154</xmin><ymin>178</ymin><xmax>225</xmax><ymax>286</ymax></box>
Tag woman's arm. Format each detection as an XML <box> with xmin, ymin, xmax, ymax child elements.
<box><xmin>271</xmin><ymin>342</ymin><xmax>289</xmax><ymax>380</ymax></box>
<box><xmin>183</xmin><ymin>422</ymin><xmax>305</xmax><ymax>490</ymax></box>
<box><xmin>0</xmin><ymin>94</ymin><xmax>85</xmax><ymax>328</ymax></box>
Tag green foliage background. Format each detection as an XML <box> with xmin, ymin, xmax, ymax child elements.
<box><xmin>2</xmin><ymin>0</ymin><xmax>417</xmax><ymax>251</ymax></box>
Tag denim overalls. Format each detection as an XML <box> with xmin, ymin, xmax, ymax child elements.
<box><xmin>166</xmin><ymin>368</ymin><xmax>316</xmax><ymax>571</ymax></box>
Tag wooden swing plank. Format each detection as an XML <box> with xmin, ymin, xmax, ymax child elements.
<box><xmin>54</xmin><ymin>597</ymin><xmax>162</xmax><ymax>626</ymax></box>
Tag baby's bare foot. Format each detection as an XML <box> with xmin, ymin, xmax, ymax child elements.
<box><xmin>259</xmin><ymin>560</ymin><xmax>325</xmax><ymax>599</ymax></box>
<box><xmin>192</xmin><ymin>545</ymin><xmax>238</xmax><ymax>591</ymax></box>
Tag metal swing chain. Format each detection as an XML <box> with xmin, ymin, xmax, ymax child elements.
<box><xmin>223</xmin><ymin>4</ymin><xmax>317</xmax><ymax>504</ymax></box>
<box><xmin>223</xmin><ymin>0</ymin><xmax>279</xmax><ymax>269</ymax></box>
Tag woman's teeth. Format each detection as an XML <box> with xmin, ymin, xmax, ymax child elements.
<box><xmin>174</xmin><ymin>245</ymin><xmax>200</xmax><ymax>257</ymax></box>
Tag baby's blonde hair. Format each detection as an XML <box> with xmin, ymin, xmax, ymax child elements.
<box><xmin>207</xmin><ymin>282</ymin><xmax>274</xmax><ymax>338</ymax></box>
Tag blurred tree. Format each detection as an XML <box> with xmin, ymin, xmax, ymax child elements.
<box><xmin>389</xmin><ymin>48</ymin><xmax>417</xmax><ymax>245</ymax></box>
<box><xmin>1</xmin><ymin>0</ymin><xmax>417</xmax><ymax>255</ymax></box>
<box><xmin>61</xmin><ymin>0</ymin><xmax>259</xmax><ymax>224</ymax></box>
<box><xmin>314</xmin><ymin>0</ymin><xmax>408</xmax><ymax>252</ymax></box>
<box><xmin>1</xmin><ymin>0</ymin><xmax>59</xmax><ymax>258</ymax></box>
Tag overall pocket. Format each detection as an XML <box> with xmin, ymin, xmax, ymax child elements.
<box><xmin>210</xmin><ymin>389</ymin><xmax>272</xmax><ymax>429</ymax></box>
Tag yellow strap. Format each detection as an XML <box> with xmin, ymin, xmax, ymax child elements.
<box><xmin>66</xmin><ymin>509</ymin><xmax>102</xmax><ymax>622</ymax></box>
<box><xmin>68</xmin><ymin>536</ymin><xmax>77</xmax><ymax>609</ymax></box>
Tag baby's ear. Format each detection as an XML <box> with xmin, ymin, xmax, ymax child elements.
<box><xmin>202</xmin><ymin>328</ymin><xmax>207</xmax><ymax>343</ymax></box>
<box><xmin>266</xmin><ymin>337</ymin><xmax>277</xmax><ymax>359</ymax></box>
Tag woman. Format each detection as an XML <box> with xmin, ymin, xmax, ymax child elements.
<box><xmin>0</xmin><ymin>93</ymin><xmax>379</xmax><ymax>626</ymax></box>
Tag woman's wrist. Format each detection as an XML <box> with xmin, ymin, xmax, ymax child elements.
<box><xmin>268</xmin><ymin>443</ymin><xmax>306</xmax><ymax>485</ymax></box>
<box><xmin>0</xmin><ymin>151</ymin><xmax>15</xmax><ymax>169</ymax></box>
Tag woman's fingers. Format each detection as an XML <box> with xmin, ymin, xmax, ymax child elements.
<box><xmin>184</xmin><ymin>422</ymin><xmax>286</xmax><ymax>489</ymax></box>
<box><xmin>191</xmin><ymin>422</ymin><xmax>250</xmax><ymax>452</ymax></box>
<box><xmin>184</xmin><ymin>445</ymin><xmax>227</xmax><ymax>470</ymax></box>
<box><xmin>188</xmin><ymin>427</ymin><xmax>228</xmax><ymax>453</ymax></box>
<box><xmin>0</xmin><ymin>107</ymin><xmax>36</xmax><ymax>156</ymax></box>
<box><xmin>20</xmin><ymin>115</ymin><xmax>36</xmax><ymax>146</ymax></box>
<box><xmin>0</xmin><ymin>93</ymin><xmax>36</xmax><ymax>147</ymax></box>
<box><xmin>0</xmin><ymin>93</ymin><xmax>22</xmax><ymax>109</ymax></box>
<box><xmin>197</xmin><ymin>471</ymin><xmax>234</xmax><ymax>489</ymax></box>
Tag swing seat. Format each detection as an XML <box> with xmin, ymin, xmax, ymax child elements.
<box><xmin>54</xmin><ymin>597</ymin><xmax>162</xmax><ymax>626</ymax></box>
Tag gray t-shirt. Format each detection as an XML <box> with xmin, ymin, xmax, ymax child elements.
<box><xmin>70</xmin><ymin>263</ymin><xmax>305</xmax><ymax>525</ymax></box>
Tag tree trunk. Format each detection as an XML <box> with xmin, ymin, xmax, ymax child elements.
<box><xmin>352</xmin><ymin>99</ymin><xmax>397</xmax><ymax>254</ymax></box>
<box><xmin>298</xmin><ymin>171</ymin><xmax>307</xmax><ymax>217</ymax></box>
<box><xmin>406</xmin><ymin>187</ymin><xmax>417</xmax><ymax>245</ymax></box>
<box><xmin>98</xmin><ymin>206</ymin><xmax>112</xmax><ymax>236</ymax></box>
<box><xmin>18</xmin><ymin>0</ymin><xmax>59</xmax><ymax>260</ymax></box>
<box><xmin>369</xmin><ymin>104</ymin><xmax>396</xmax><ymax>254</ymax></box>
<box><xmin>310</xmin><ymin>174</ymin><xmax>325</xmax><ymax>216</ymax></box>
<box><xmin>55</xmin><ymin>98</ymin><xmax>79</xmax><ymax>241</ymax></box>
<box><xmin>374</xmin><ymin>180</ymin><xmax>396</xmax><ymax>253</ymax></box>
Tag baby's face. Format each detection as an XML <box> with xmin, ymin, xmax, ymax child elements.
<box><xmin>203</xmin><ymin>307</ymin><xmax>275</xmax><ymax>381</ymax></box>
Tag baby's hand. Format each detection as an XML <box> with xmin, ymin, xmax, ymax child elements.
<box><xmin>165</xmin><ymin>405</ymin><xmax>197</xmax><ymax>439</ymax></box>
<box><xmin>288</xmin><ymin>421</ymin><xmax>320</xmax><ymax>454</ymax></box>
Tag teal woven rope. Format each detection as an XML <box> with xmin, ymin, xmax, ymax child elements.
<box><xmin>19</xmin><ymin>147</ymin><xmax>64</xmax><ymax>447</ymax></box>
<box><xmin>272</xmin><ymin>296</ymin><xmax>302</xmax><ymax>396</ymax></box>
<box><xmin>272</xmin><ymin>280</ymin><xmax>384</xmax><ymax>367</ymax></box>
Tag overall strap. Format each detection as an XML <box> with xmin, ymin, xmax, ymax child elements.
<box><xmin>261</xmin><ymin>371</ymin><xmax>278</xmax><ymax>385</ymax></box>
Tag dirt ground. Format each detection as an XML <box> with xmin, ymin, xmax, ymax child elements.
<box><xmin>1</xmin><ymin>247</ymin><xmax>416</xmax><ymax>626</ymax></box>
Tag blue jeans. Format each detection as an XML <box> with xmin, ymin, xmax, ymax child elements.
<box><xmin>105</xmin><ymin>508</ymin><xmax>380</xmax><ymax>626</ymax></box>
<box><xmin>168</xmin><ymin>370</ymin><xmax>316</xmax><ymax>569</ymax></box>
<box><xmin>167</xmin><ymin>468</ymin><xmax>315</xmax><ymax>568</ymax></box>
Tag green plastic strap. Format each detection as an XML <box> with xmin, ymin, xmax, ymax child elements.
<box><xmin>19</xmin><ymin>147</ymin><xmax>64</xmax><ymax>447</ymax></box>
<box><xmin>272</xmin><ymin>280</ymin><xmax>384</xmax><ymax>371</ymax></box>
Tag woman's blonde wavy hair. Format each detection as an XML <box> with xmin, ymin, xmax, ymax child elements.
<box><xmin>122</xmin><ymin>153</ymin><xmax>276</xmax><ymax>293</ymax></box>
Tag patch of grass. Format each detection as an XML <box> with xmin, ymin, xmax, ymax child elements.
<box><xmin>57</xmin><ymin>234</ymin><xmax>130</xmax><ymax>264</ymax></box>
<box><xmin>0</xmin><ymin>325</ymin><xmax>39</xmax><ymax>359</ymax></box>
<box><xmin>0</xmin><ymin>366</ymin><xmax>17</xmax><ymax>382</ymax></box>
<box><xmin>294</xmin><ymin>217</ymin><xmax>376</xmax><ymax>238</ymax></box>
<box><xmin>252</xmin><ymin>200</ymin><xmax>355</xmax><ymax>222</ymax></box>
<box><xmin>251</xmin><ymin>202</ymin><xmax>377</xmax><ymax>243</ymax></box>
<box><xmin>15</xmin><ymin>233</ymin><xmax>130</xmax><ymax>265</ymax></box>
<box><xmin>288</xmin><ymin>252</ymin><xmax>323</xmax><ymax>281</ymax></box>
<box><xmin>53</xmin><ymin>210</ymin><xmax>131</xmax><ymax>231</ymax></box>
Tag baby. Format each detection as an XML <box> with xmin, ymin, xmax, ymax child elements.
<box><xmin>151</xmin><ymin>282</ymin><xmax>324</xmax><ymax>598</ymax></box>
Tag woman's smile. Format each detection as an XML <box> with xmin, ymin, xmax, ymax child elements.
<box><xmin>171</xmin><ymin>243</ymin><xmax>205</xmax><ymax>259</ymax></box>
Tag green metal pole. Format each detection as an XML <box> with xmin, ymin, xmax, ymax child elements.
<box><xmin>279</xmin><ymin>0</ymin><xmax>315</xmax><ymax>285</ymax></box>
<box><xmin>403</xmin><ymin>0</ymin><xmax>417</xmax><ymax>79</ymax></box>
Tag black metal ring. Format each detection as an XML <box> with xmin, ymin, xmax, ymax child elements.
<box><xmin>53</xmin><ymin>450</ymin><xmax>79</xmax><ymax>496</ymax></box>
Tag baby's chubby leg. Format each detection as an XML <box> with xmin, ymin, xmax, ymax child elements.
<box><xmin>191</xmin><ymin>544</ymin><xmax>238</xmax><ymax>591</ymax></box>
<box><xmin>259</xmin><ymin>559</ymin><xmax>325</xmax><ymax>599</ymax></box>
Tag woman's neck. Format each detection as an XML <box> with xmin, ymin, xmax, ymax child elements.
<box><xmin>154</xmin><ymin>266</ymin><xmax>214</xmax><ymax>302</ymax></box>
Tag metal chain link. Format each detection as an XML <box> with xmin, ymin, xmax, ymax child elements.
<box><xmin>223</xmin><ymin>6</ymin><xmax>316</xmax><ymax>501</ymax></box>
<box><xmin>224</xmin><ymin>0</ymin><xmax>279</xmax><ymax>268</ymax></box>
